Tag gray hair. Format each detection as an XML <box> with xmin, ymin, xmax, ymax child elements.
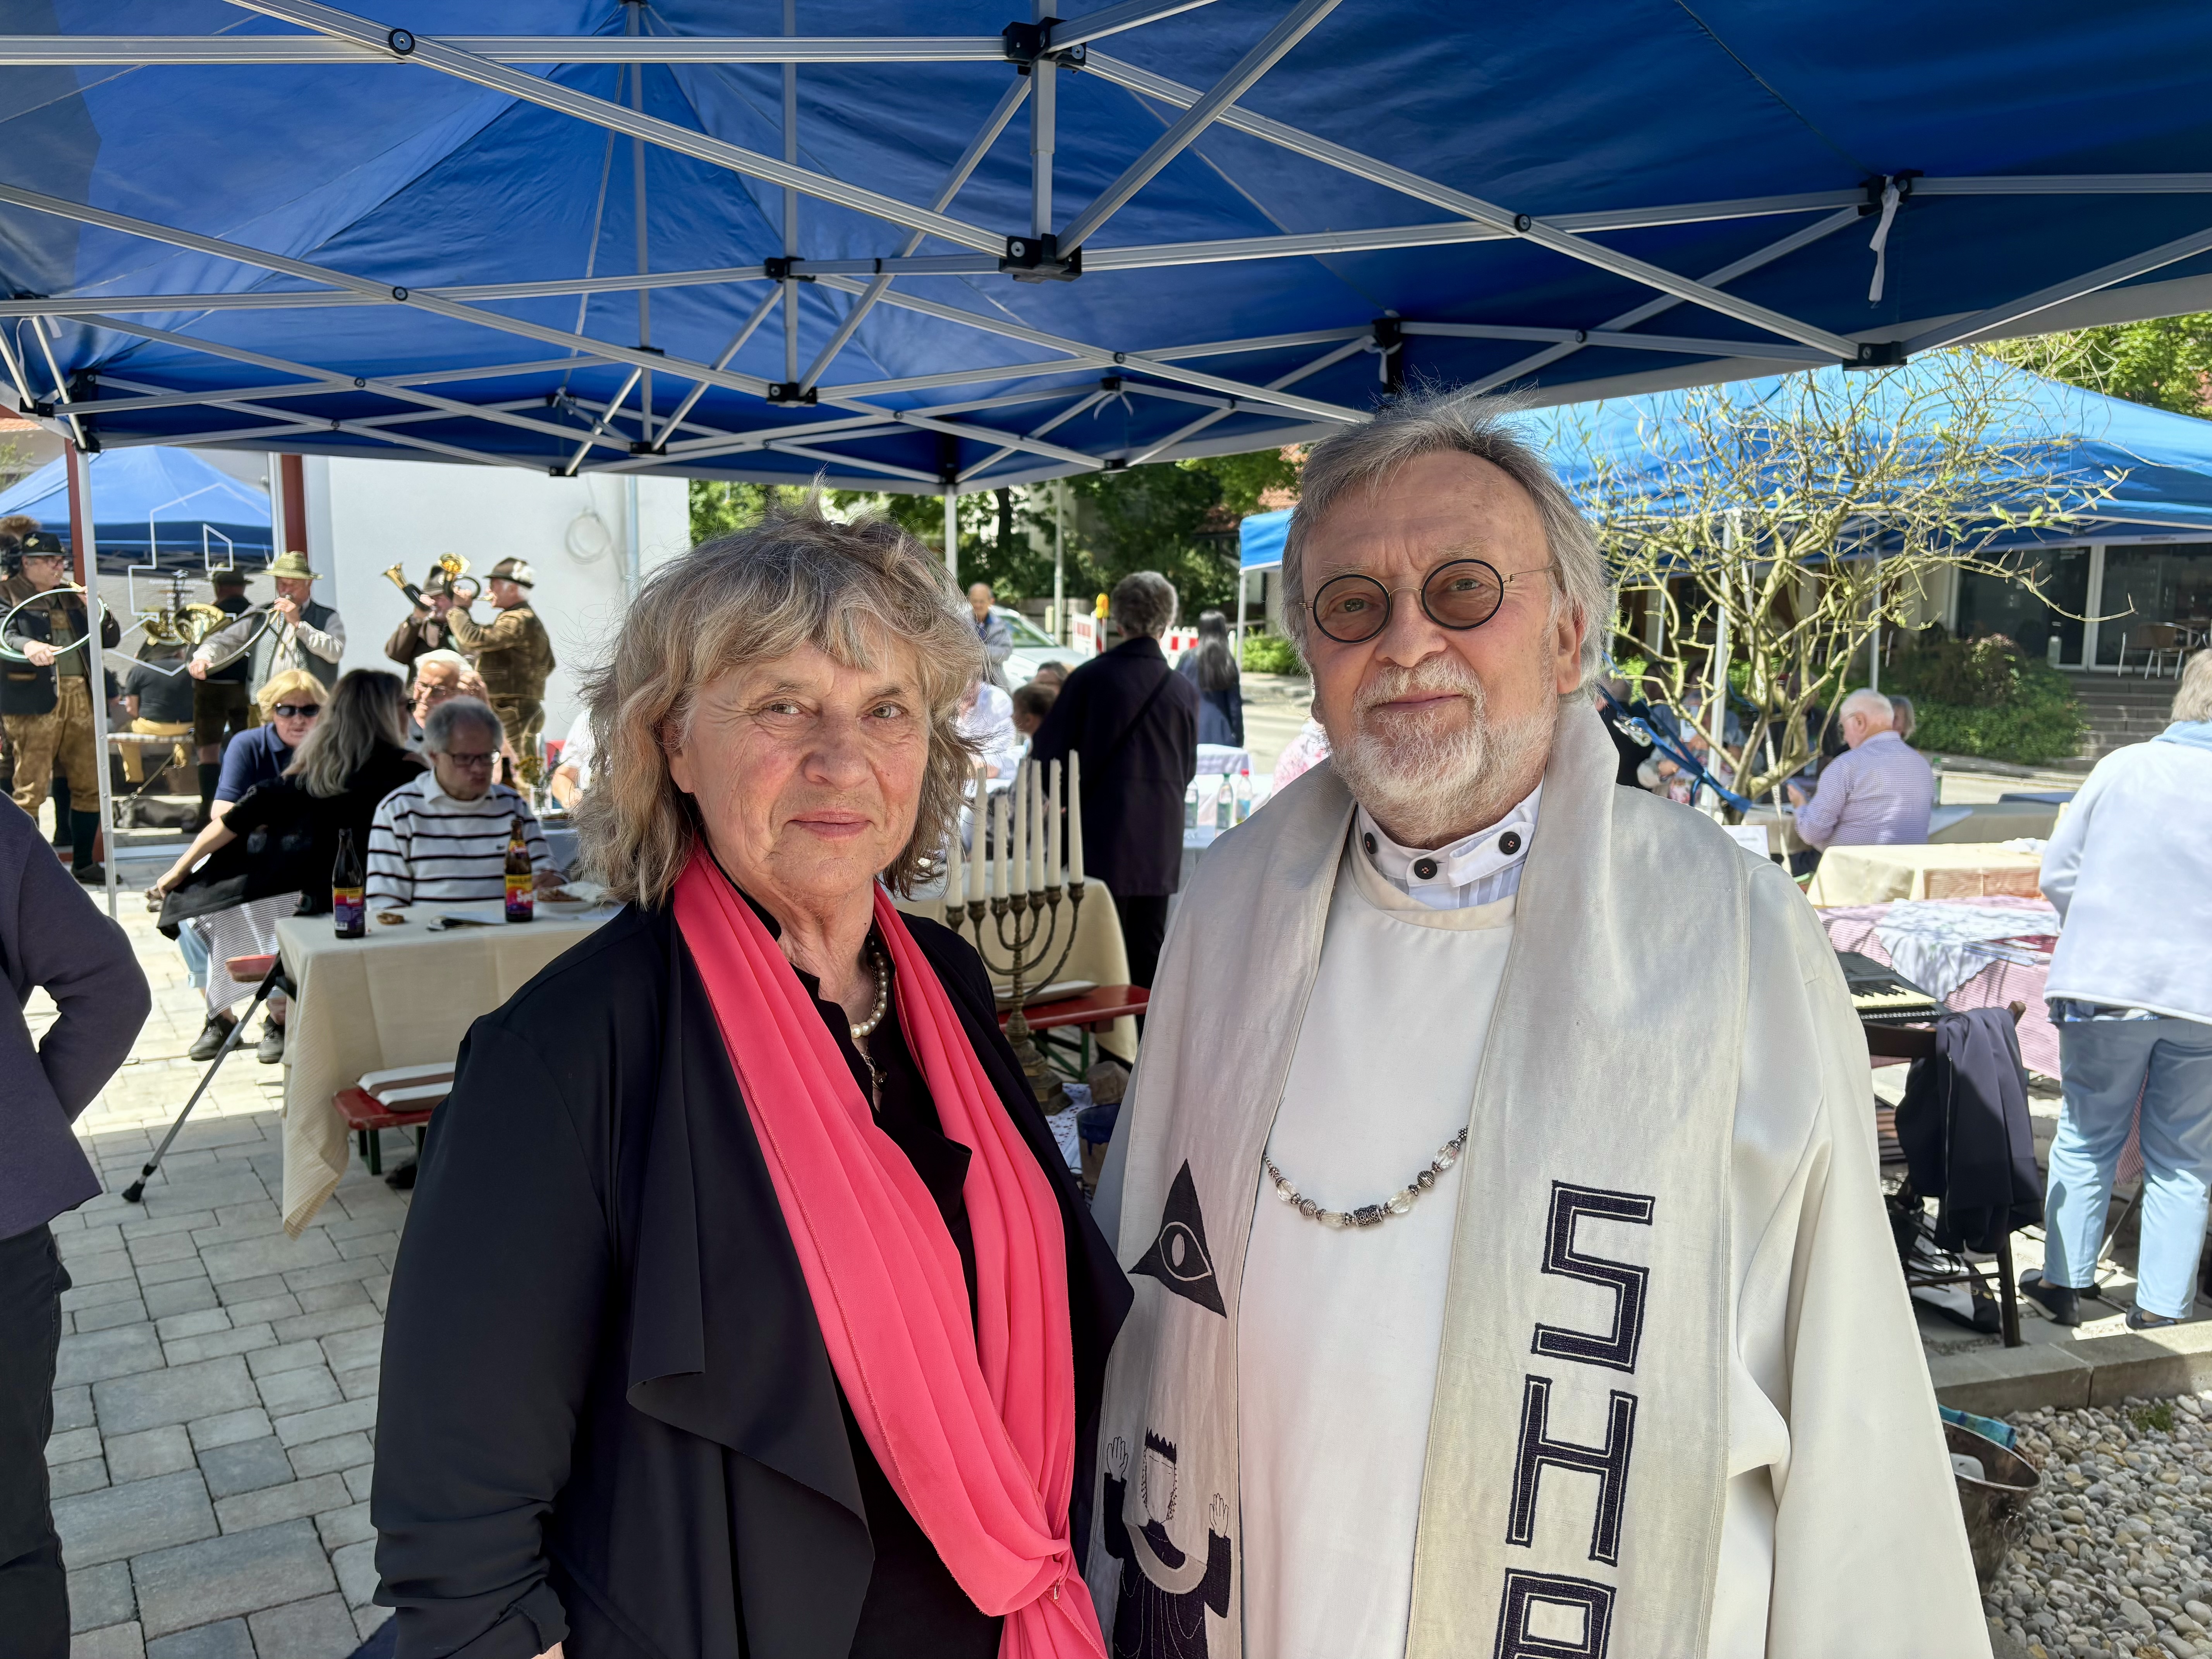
<box><xmin>2176</xmin><ymin>649</ymin><xmax>2212</xmax><ymax>724</ymax></box>
<box><xmin>1887</xmin><ymin>693</ymin><xmax>1917</xmax><ymax>742</ymax></box>
<box><xmin>1838</xmin><ymin>687</ymin><xmax>1896</xmax><ymax>729</ymax></box>
<box><xmin>576</xmin><ymin>496</ymin><xmax>984</xmax><ymax>910</ymax></box>
<box><xmin>1281</xmin><ymin>387</ymin><xmax>1612</xmax><ymax>687</ymax></box>
<box><xmin>422</xmin><ymin>696</ymin><xmax>503</xmax><ymax>753</ymax></box>
<box><xmin>1110</xmin><ymin>570</ymin><xmax>1178</xmax><ymax>639</ymax></box>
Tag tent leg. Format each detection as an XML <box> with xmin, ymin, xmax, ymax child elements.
<box><xmin>1235</xmin><ymin>567</ymin><xmax>1248</xmax><ymax>661</ymax></box>
<box><xmin>64</xmin><ymin>445</ymin><xmax>118</xmax><ymax>919</ymax></box>
<box><xmin>944</xmin><ymin>487</ymin><xmax>958</xmax><ymax>580</ymax></box>
<box><xmin>1053</xmin><ymin>481</ymin><xmax>1066</xmax><ymax>644</ymax></box>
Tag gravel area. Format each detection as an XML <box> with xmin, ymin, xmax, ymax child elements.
<box><xmin>1991</xmin><ymin>1393</ymin><xmax>2212</xmax><ymax>1656</ymax></box>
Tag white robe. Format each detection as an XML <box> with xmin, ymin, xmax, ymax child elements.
<box><xmin>1238</xmin><ymin>837</ymin><xmax>1846</xmax><ymax>1657</ymax></box>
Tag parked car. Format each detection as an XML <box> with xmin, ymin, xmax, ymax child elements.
<box><xmin>996</xmin><ymin>607</ymin><xmax>1066</xmax><ymax>689</ymax></box>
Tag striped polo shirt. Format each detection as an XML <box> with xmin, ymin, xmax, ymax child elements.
<box><xmin>365</xmin><ymin>774</ymin><xmax>558</xmax><ymax>908</ymax></box>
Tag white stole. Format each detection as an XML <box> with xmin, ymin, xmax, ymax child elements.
<box><xmin>1091</xmin><ymin>703</ymin><xmax>1752</xmax><ymax>1659</ymax></box>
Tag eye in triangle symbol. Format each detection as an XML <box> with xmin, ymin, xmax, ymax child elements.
<box><xmin>1133</xmin><ymin>1160</ymin><xmax>1226</xmax><ymax>1317</ymax></box>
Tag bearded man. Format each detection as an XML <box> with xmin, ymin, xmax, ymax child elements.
<box><xmin>1089</xmin><ymin>392</ymin><xmax>1985</xmax><ymax>1659</ymax></box>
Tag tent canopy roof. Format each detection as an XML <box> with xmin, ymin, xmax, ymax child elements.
<box><xmin>4</xmin><ymin>1</ymin><xmax>2211</xmax><ymax>492</ymax></box>
<box><xmin>0</xmin><ymin>444</ymin><xmax>272</xmax><ymax>570</ymax></box>
<box><xmin>1520</xmin><ymin>361</ymin><xmax>2212</xmax><ymax>547</ymax></box>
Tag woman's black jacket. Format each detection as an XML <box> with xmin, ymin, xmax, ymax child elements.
<box><xmin>370</xmin><ymin>900</ymin><xmax>1132</xmax><ymax>1659</ymax></box>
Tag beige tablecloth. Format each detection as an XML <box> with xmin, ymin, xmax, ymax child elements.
<box><xmin>276</xmin><ymin>907</ymin><xmax>617</xmax><ymax>1234</ymax></box>
<box><xmin>1805</xmin><ymin>843</ymin><xmax>2045</xmax><ymax>908</ymax></box>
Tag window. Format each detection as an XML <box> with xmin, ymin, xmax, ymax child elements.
<box><xmin>1954</xmin><ymin>548</ymin><xmax>2089</xmax><ymax>666</ymax></box>
<box><xmin>2094</xmin><ymin>544</ymin><xmax>2212</xmax><ymax>667</ymax></box>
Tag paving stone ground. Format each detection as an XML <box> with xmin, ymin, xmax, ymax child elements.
<box><xmin>41</xmin><ymin>869</ymin><xmax>407</xmax><ymax>1658</ymax></box>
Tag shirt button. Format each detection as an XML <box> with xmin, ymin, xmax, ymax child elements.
<box><xmin>1362</xmin><ymin>832</ymin><xmax>1377</xmax><ymax>856</ymax></box>
<box><xmin>1413</xmin><ymin>857</ymin><xmax>1439</xmax><ymax>881</ymax></box>
<box><xmin>1498</xmin><ymin>831</ymin><xmax>1523</xmax><ymax>856</ymax></box>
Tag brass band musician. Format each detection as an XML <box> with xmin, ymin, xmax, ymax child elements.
<box><xmin>443</xmin><ymin>556</ymin><xmax>555</xmax><ymax>756</ymax></box>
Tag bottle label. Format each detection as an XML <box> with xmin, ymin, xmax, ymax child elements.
<box><xmin>333</xmin><ymin>886</ymin><xmax>366</xmax><ymax>935</ymax></box>
<box><xmin>505</xmin><ymin>873</ymin><xmax>534</xmax><ymax>921</ymax></box>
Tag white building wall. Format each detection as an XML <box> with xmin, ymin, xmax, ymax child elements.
<box><xmin>298</xmin><ymin>457</ymin><xmax>689</xmax><ymax>742</ymax></box>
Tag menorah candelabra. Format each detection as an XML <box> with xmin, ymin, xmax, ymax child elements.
<box><xmin>941</xmin><ymin>752</ymin><xmax>1085</xmax><ymax>1115</ymax></box>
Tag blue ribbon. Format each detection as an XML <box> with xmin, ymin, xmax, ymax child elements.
<box><xmin>1596</xmin><ymin>685</ymin><xmax>1757</xmax><ymax>811</ymax></box>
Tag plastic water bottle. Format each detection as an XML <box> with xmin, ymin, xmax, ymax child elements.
<box><xmin>1215</xmin><ymin>773</ymin><xmax>1233</xmax><ymax>831</ymax></box>
<box><xmin>1185</xmin><ymin>780</ymin><xmax>1200</xmax><ymax>830</ymax></box>
<box><xmin>1232</xmin><ymin>762</ymin><xmax>1252</xmax><ymax>824</ymax></box>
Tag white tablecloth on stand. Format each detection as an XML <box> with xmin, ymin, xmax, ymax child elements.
<box><xmin>276</xmin><ymin>907</ymin><xmax>618</xmax><ymax>1234</ymax></box>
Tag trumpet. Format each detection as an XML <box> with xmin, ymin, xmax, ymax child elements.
<box><xmin>383</xmin><ymin>552</ymin><xmax>480</xmax><ymax>608</ymax></box>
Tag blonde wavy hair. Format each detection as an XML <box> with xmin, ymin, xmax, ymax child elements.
<box><xmin>255</xmin><ymin>667</ymin><xmax>326</xmax><ymax>716</ymax></box>
<box><xmin>577</xmin><ymin>496</ymin><xmax>985</xmax><ymax>908</ymax></box>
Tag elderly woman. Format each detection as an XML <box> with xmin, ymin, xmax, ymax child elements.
<box><xmin>372</xmin><ymin>503</ymin><xmax>1130</xmax><ymax>1658</ymax></box>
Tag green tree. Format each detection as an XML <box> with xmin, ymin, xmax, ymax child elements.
<box><xmin>687</xmin><ymin>447</ymin><xmax>1303</xmax><ymax>618</ymax></box>
<box><xmin>1979</xmin><ymin>314</ymin><xmax>2212</xmax><ymax>417</ymax></box>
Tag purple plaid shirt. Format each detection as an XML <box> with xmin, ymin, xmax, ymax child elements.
<box><xmin>1796</xmin><ymin>730</ymin><xmax>1935</xmax><ymax>849</ymax></box>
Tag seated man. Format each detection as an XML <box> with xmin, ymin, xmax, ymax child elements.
<box><xmin>957</xmin><ymin>673</ymin><xmax>1021</xmax><ymax>780</ymax></box>
<box><xmin>1010</xmin><ymin>679</ymin><xmax>1056</xmax><ymax>740</ymax></box>
<box><xmin>367</xmin><ymin>697</ymin><xmax>562</xmax><ymax>909</ymax></box>
<box><xmin>1787</xmin><ymin>685</ymin><xmax>1935</xmax><ymax>850</ymax></box>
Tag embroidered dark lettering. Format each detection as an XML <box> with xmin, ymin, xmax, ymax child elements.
<box><xmin>1531</xmin><ymin>1182</ymin><xmax>1654</xmax><ymax>1374</ymax></box>
<box><xmin>1506</xmin><ymin>1374</ymin><xmax>1637</xmax><ymax>1567</ymax></box>
<box><xmin>1492</xmin><ymin>1571</ymin><xmax>1615</xmax><ymax>1659</ymax></box>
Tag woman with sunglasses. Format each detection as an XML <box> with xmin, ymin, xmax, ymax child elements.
<box><xmin>151</xmin><ymin>669</ymin><xmax>327</xmax><ymax>1060</ymax></box>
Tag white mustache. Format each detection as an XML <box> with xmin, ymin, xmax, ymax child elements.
<box><xmin>1353</xmin><ymin>660</ymin><xmax>1486</xmax><ymax>715</ymax></box>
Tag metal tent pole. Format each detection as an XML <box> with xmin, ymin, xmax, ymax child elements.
<box><xmin>625</xmin><ymin>0</ymin><xmax>653</xmax><ymax>445</ymax></box>
<box><xmin>625</xmin><ymin>475</ymin><xmax>641</xmax><ymax>594</ymax></box>
<box><xmin>1053</xmin><ymin>480</ymin><xmax>1066</xmax><ymax>644</ymax></box>
<box><xmin>65</xmin><ymin>444</ymin><xmax>119</xmax><ymax>916</ymax></box>
<box><xmin>943</xmin><ymin>487</ymin><xmax>958</xmax><ymax>579</ymax></box>
<box><xmin>783</xmin><ymin>0</ymin><xmax>799</xmax><ymax>387</ymax></box>
<box><xmin>1235</xmin><ymin>566</ymin><xmax>1248</xmax><ymax>660</ymax></box>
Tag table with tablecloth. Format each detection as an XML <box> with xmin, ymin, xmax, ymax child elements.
<box><xmin>275</xmin><ymin>907</ymin><xmax>617</xmax><ymax>1234</ymax></box>
<box><xmin>1805</xmin><ymin>841</ymin><xmax>2045</xmax><ymax>906</ymax></box>
<box><xmin>1818</xmin><ymin>896</ymin><xmax>2061</xmax><ymax>1077</ymax></box>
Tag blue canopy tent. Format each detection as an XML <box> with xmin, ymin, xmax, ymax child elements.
<box><xmin>0</xmin><ymin>445</ymin><xmax>272</xmax><ymax>573</ymax></box>
<box><xmin>1513</xmin><ymin>360</ymin><xmax>2212</xmax><ymax>546</ymax></box>
<box><xmin>1</xmin><ymin>0</ymin><xmax>2210</xmax><ymax>508</ymax></box>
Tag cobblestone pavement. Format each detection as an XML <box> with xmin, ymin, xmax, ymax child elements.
<box><xmin>42</xmin><ymin>879</ymin><xmax>407</xmax><ymax>1658</ymax></box>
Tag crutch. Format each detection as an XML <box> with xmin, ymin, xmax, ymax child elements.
<box><xmin>122</xmin><ymin>957</ymin><xmax>294</xmax><ymax>1203</ymax></box>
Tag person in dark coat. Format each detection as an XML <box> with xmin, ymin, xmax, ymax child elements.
<box><xmin>1027</xmin><ymin>572</ymin><xmax>1200</xmax><ymax>991</ymax></box>
<box><xmin>0</xmin><ymin>799</ymin><xmax>151</xmax><ymax>1656</ymax></box>
<box><xmin>1175</xmin><ymin>610</ymin><xmax>1244</xmax><ymax>749</ymax></box>
<box><xmin>372</xmin><ymin>500</ymin><xmax>1130</xmax><ymax>1659</ymax></box>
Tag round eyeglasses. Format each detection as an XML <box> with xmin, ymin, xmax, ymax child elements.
<box><xmin>1307</xmin><ymin>558</ymin><xmax>1512</xmax><ymax>645</ymax></box>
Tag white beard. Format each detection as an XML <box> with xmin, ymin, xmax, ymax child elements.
<box><xmin>1326</xmin><ymin>660</ymin><xmax>1557</xmax><ymax>848</ymax></box>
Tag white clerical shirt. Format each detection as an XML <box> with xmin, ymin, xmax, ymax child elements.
<box><xmin>1238</xmin><ymin>793</ymin><xmax>1788</xmax><ymax>1659</ymax></box>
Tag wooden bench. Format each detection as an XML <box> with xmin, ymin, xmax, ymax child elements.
<box><xmin>1011</xmin><ymin>984</ymin><xmax>1149</xmax><ymax>1076</ymax></box>
<box><xmin>333</xmin><ymin>1086</ymin><xmax>439</xmax><ymax>1176</ymax></box>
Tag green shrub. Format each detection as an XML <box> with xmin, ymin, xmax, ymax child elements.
<box><xmin>1885</xmin><ymin>635</ymin><xmax>2087</xmax><ymax>765</ymax></box>
<box><xmin>1242</xmin><ymin>631</ymin><xmax>1304</xmax><ymax>675</ymax></box>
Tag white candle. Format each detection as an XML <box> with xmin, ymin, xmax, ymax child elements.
<box><xmin>1046</xmin><ymin>759</ymin><xmax>1061</xmax><ymax>889</ymax></box>
<box><xmin>1027</xmin><ymin>761</ymin><xmax>1045</xmax><ymax>894</ymax></box>
<box><xmin>1012</xmin><ymin>762</ymin><xmax>1027</xmax><ymax>896</ymax></box>
<box><xmin>1068</xmin><ymin>750</ymin><xmax>1084</xmax><ymax>884</ymax></box>
<box><xmin>994</xmin><ymin>789</ymin><xmax>1010</xmax><ymax>900</ymax></box>
<box><xmin>944</xmin><ymin>809</ymin><xmax>961</xmax><ymax>916</ymax></box>
<box><xmin>969</xmin><ymin>763</ymin><xmax>985</xmax><ymax>903</ymax></box>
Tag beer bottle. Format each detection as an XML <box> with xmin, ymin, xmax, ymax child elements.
<box><xmin>331</xmin><ymin>828</ymin><xmax>366</xmax><ymax>939</ymax></box>
<box><xmin>504</xmin><ymin>818</ymin><xmax>534</xmax><ymax>922</ymax></box>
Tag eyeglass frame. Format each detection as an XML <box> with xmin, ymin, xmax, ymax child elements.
<box><xmin>1299</xmin><ymin>557</ymin><xmax>1554</xmax><ymax>646</ymax></box>
<box><xmin>436</xmin><ymin>748</ymin><xmax>498</xmax><ymax>770</ymax></box>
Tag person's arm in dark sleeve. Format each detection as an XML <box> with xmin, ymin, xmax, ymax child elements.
<box><xmin>373</xmin><ymin>1023</ymin><xmax>607</xmax><ymax>1658</ymax></box>
<box><xmin>13</xmin><ymin>837</ymin><xmax>150</xmax><ymax>1117</ymax></box>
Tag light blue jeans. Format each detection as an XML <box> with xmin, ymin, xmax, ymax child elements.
<box><xmin>177</xmin><ymin>924</ymin><xmax>209</xmax><ymax>991</ymax></box>
<box><xmin>2043</xmin><ymin>1017</ymin><xmax>2212</xmax><ymax>1319</ymax></box>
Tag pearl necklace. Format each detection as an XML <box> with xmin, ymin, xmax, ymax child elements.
<box><xmin>1262</xmin><ymin>1127</ymin><xmax>1468</xmax><ymax>1230</ymax></box>
<box><xmin>847</xmin><ymin>944</ymin><xmax>890</xmax><ymax>1039</ymax></box>
<box><xmin>847</xmin><ymin>945</ymin><xmax>890</xmax><ymax>1108</ymax></box>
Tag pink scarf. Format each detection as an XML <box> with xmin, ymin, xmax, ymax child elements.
<box><xmin>671</xmin><ymin>852</ymin><xmax>1106</xmax><ymax>1659</ymax></box>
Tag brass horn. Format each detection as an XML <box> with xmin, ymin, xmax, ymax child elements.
<box><xmin>436</xmin><ymin>552</ymin><xmax>481</xmax><ymax>604</ymax></box>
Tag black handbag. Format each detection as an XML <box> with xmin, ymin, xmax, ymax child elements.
<box><xmin>157</xmin><ymin>783</ymin><xmax>319</xmax><ymax>933</ymax></box>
